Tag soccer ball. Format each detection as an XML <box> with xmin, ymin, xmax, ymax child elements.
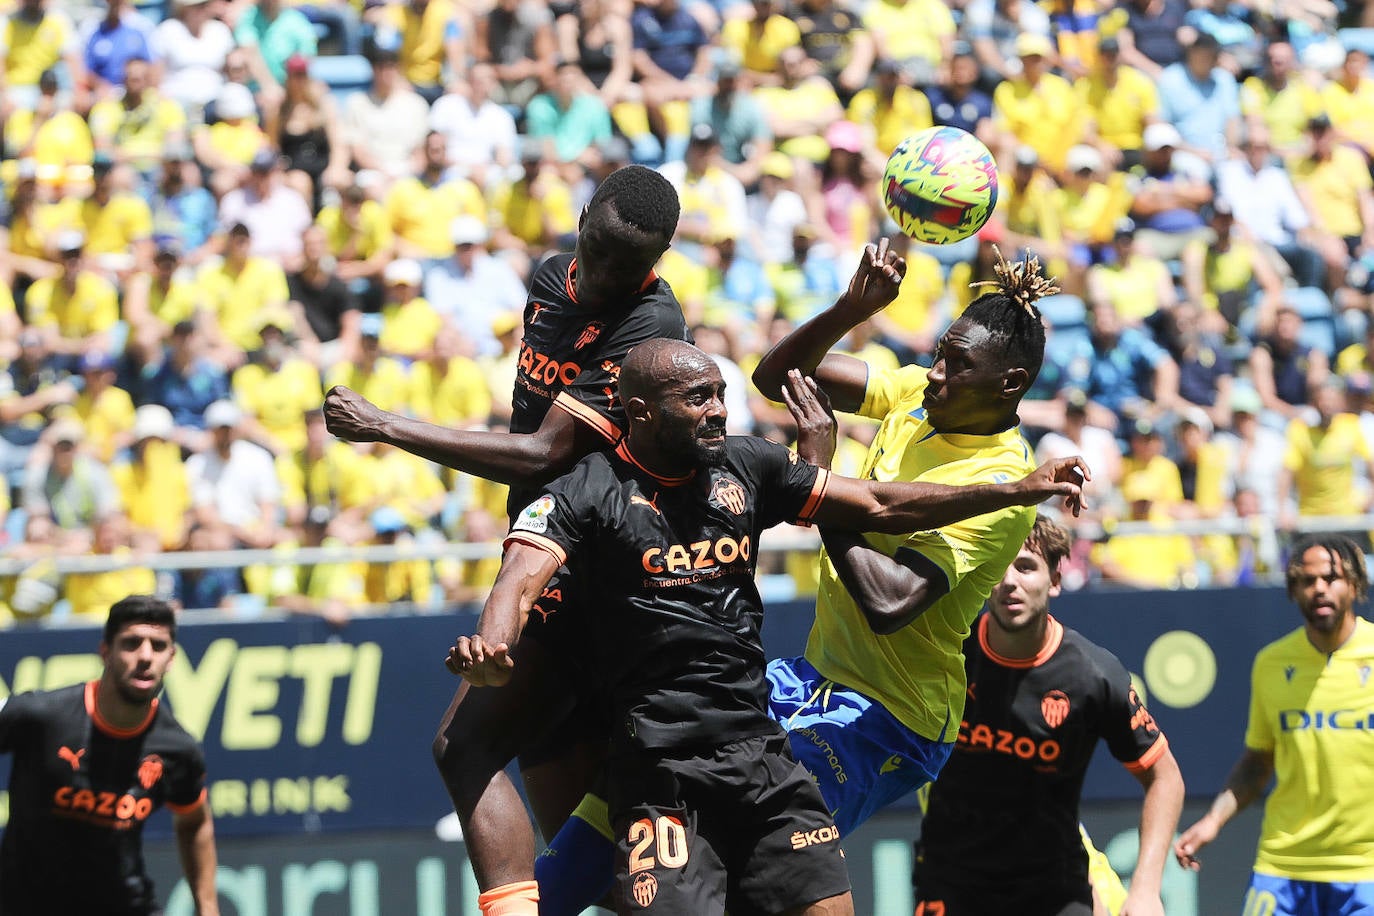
<box><xmin>882</xmin><ymin>126</ymin><xmax>999</xmax><ymax>245</ymax></box>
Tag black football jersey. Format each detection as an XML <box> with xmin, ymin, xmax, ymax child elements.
<box><xmin>510</xmin><ymin>254</ymin><xmax>690</xmax><ymax>518</ymax></box>
<box><xmin>916</xmin><ymin>615</ymin><xmax>1167</xmax><ymax>893</ymax></box>
<box><xmin>0</xmin><ymin>682</ymin><xmax>207</xmax><ymax>916</ymax></box>
<box><xmin>507</xmin><ymin>437</ymin><xmax>830</xmax><ymax>751</ymax></box>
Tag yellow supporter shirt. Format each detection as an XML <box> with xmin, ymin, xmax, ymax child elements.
<box><xmin>378</xmin><ymin>296</ymin><xmax>442</xmax><ymax>360</ymax></box>
<box><xmin>3</xmin><ymin>10</ymin><xmax>71</xmax><ymax>87</ymax></box>
<box><xmin>233</xmin><ymin>358</ymin><xmax>324</xmax><ymax>455</ymax></box>
<box><xmin>1092</xmin><ymin>528</ymin><xmax>1195</xmax><ymax>588</ymax></box>
<box><xmin>88</xmin><ymin>94</ymin><xmax>187</xmax><ymax>171</ymax></box>
<box><xmin>882</xmin><ymin>249</ymin><xmax>944</xmax><ymax>334</ymax></box>
<box><xmin>1322</xmin><ymin>78</ymin><xmax>1374</xmax><ymax>155</ymax></box>
<box><xmin>1284</xmin><ymin>413</ymin><xmax>1372</xmax><ymax>517</ymax></box>
<box><xmin>201</xmin><ymin>120</ymin><xmax>269</xmax><ymax>167</ymax></box>
<box><xmin>1335</xmin><ymin>342</ymin><xmax>1374</xmax><ymax>378</ymax></box>
<box><xmin>1189</xmin><ymin>236</ymin><xmax>1260</xmax><ymax>311</ymax></box>
<box><xmin>494</xmin><ymin>177</ymin><xmax>576</xmax><ymax>248</ymax></box>
<box><xmin>862</xmin><ymin>0</ymin><xmax>954</xmax><ymax>67</ymax></box>
<box><xmin>1088</xmin><ymin>256</ymin><xmax>1172</xmax><ymax>324</ymax></box>
<box><xmin>68</xmin><ymin>385</ymin><xmax>135</xmax><ymax>464</ymax></box>
<box><xmin>384</xmin><ymin>175</ymin><xmax>486</xmax><ymax>259</ymax></box>
<box><xmin>721</xmin><ymin>15</ymin><xmax>801</xmax><ymax>74</ymax></box>
<box><xmin>994</xmin><ymin>73</ymin><xmax>1082</xmax><ymax>172</ymax></box>
<box><xmin>410</xmin><ymin>355</ymin><xmax>493</xmax><ymax>426</ymax></box>
<box><xmin>147</xmin><ymin>275</ymin><xmax>201</xmax><ymax>327</ymax></box>
<box><xmin>25</xmin><ymin>272</ymin><xmax>119</xmax><ymax>339</ymax></box>
<box><xmin>276</xmin><ymin>441</ymin><xmax>365</xmax><ymax>514</ymax></box>
<box><xmin>1055</xmin><ymin>179</ymin><xmax>1124</xmax><ymax>245</ymax></box>
<box><xmin>197</xmin><ymin>256</ymin><xmax>291</xmax><ymax>352</ymax></box>
<box><xmin>1002</xmin><ymin>170</ymin><xmax>1062</xmax><ymax>244</ymax></box>
<box><xmin>805</xmin><ymin>365</ymin><xmax>1037</xmax><ymax>741</ymax></box>
<box><xmin>845</xmin><ymin>86</ymin><xmax>933</xmax><ymax>157</ymax></box>
<box><xmin>3</xmin><ymin>109</ymin><xmax>92</xmax><ymax>179</ymax></box>
<box><xmin>316</xmin><ymin>200</ymin><xmax>393</xmax><ymax>261</ymax></box>
<box><xmin>1120</xmin><ymin>454</ymin><xmax>1185</xmax><ymax>509</ymax></box>
<box><xmin>1289</xmin><ymin>146</ymin><xmax>1373</xmax><ymax>239</ymax></box>
<box><xmin>1242</xmin><ymin>77</ymin><xmax>1323</xmax><ymax>150</ymax></box>
<box><xmin>365</xmin><ymin>554</ymin><xmax>434</xmax><ymax>605</ymax></box>
<box><xmin>365</xmin><ymin>447</ymin><xmax>445</xmax><ymax>528</ymax></box>
<box><xmin>65</xmin><ymin>553</ymin><xmax>157</xmax><ymax>620</ymax></box>
<box><xmin>1075</xmin><ymin>65</ymin><xmax>1158</xmax><ymax>152</ymax></box>
<box><xmin>677</xmin><ymin>165</ymin><xmax>742</xmax><ymax>246</ymax></box>
<box><xmin>326</xmin><ymin>358</ymin><xmax>412</xmax><ymax>414</ymax></box>
<box><xmin>378</xmin><ymin>0</ymin><xmax>460</xmax><ymax>88</ymax></box>
<box><xmin>112</xmin><ymin>442</ymin><xmax>190</xmax><ymax>550</ymax></box>
<box><xmin>1244</xmin><ymin>619</ymin><xmax>1374</xmax><ymax>882</ymax></box>
<box><xmin>82</xmin><ymin>193</ymin><xmax>154</xmax><ymax>256</ymax></box>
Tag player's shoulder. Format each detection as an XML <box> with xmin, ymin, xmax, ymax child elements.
<box><xmin>1254</xmin><ymin>627</ymin><xmax>1314</xmax><ymax>666</ymax></box>
<box><xmin>1055</xmin><ymin>624</ymin><xmax>1131</xmax><ymax>686</ymax></box>
<box><xmin>0</xmin><ymin>682</ymin><xmax>85</xmax><ymax>719</ymax></box>
<box><xmin>149</xmin><ymin>703</ymin><xmax>207</xmax><ymax>757</ymax></box>
<box><xmin>528</xmin><ymin>252</ymin><xmax>575</xmax><ymax>299</ymax></box>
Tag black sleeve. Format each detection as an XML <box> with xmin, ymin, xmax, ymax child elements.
<box><xmin>735</xmin><ymin>437</ymin><xmax>827</xmax><ymax>531</ymax></box>
<box><xmin>166</xmin><ymin>737</ymin><xmax>208</xmax><ymax>809</ymax></box>
<box><xmin>0</xmin><ymin>692</ymin><xmax>39</xmax><ymax>754</ymax></box>
<box><xmin>1093</xmin><ymin>644</ymin><xmax>1168</xmax><ymax>772</ymax></box>
<box><xmin>505</xmin><ymin>456</ymin><xmax>609</xmax><ymax>566</ymax></box>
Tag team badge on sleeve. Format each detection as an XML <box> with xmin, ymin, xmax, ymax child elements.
<box><xmin>514</xmin><ymin>496</ymin><xmax>556</xmax><ymax>534</ymax></box>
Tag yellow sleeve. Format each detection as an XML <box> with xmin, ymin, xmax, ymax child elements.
<box><xmin>90</xmin><ymin>280</ymin><xmax>120</xmax><ymax>331</ymax></box>
<box><xmin>857</xmin><ymin>364</ymin><xmax>929</xmax><ymax>421</ymax></box>
<box><xmin>1243</xmin><ymin>650</ymin><xmax>1275</xmax><ymax>751</ymax></box>
<box><xmin>1282</xmin><ymin>420</ymin><xmax>1305</xmax><ymax>471</ymax></box>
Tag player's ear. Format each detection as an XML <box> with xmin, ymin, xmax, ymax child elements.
<box><xmin>1048</xmin><ymin>568</ymin><xmax>1062</xmax><ymax>598</ymax></box>
<box><xmin>1001</xmin><ymin>367</ymin><xmax>1030</xmax><ymax>399</ymax></box>
<box><xmin>625</xmin><ymin>396</ymin><xmax>652</xmax><ymax>427</ymax></box>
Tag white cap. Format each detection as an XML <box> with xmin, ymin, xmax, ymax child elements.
<box><xmin>384</xmin><ymin>258</ymin><xmax>423</xmax><ymax>286</ymax></box>
<box><xmin>217</xmin><ymin>82</ymin><xmax>257</xmax><ymax>120</ymax></box>
<box><xmin>132</xmin><ymin>404</ymin><xmax>175</xmax><ymax>441</ymax></box>
<box><xmin>205</xmin><ymin>400</ymin><xmax>242</xmax><ymax>429</ymax></box>
<box><xmin>55</xmin><ymin>230</ymin><xmax>86</xmax><ymax>254</ymax></box>
<box><xmin>1066</xmin><ymin>144</ymin><xmax>1104</xmax><ymax>174</ymax></box>
<box><xmin>1143</xmin><ymin>123</ymin><xmax>1183</xmax><ymax>152</ymax></box>
<box><xmin>450</xmin><ymin>216</ymin><xmax>489</xmax><ymax>246</ymax></box>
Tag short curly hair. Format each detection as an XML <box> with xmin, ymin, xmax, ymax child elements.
<box><xmin>587</xmin><ymin>165</ymin><xmax>680</xmax><ymax>240</ymax></box>
<box><xmin>1286</xmin><ymin>534</ymin><xmax>1370</xmax><ymax>603</ymax></box>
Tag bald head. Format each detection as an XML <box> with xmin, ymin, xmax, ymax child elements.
<box><xmin>621</xmin><ymin>339</ymin><xmax>717</xmax><ymax>405</ymax></box>
<box><xmin>622</xmin><ymin>339</ymin><xmax>729</xmax><ymax>470</ymax></box>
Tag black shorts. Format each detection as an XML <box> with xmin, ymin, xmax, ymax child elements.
<box><xmin>607</xmin><ymin>732</ymin><xmax>850</xmax><ymax>915</ymax></box>
<box><xmin>913</xmin><ymin>873</ymin><xmax>1093</xmax><ymax>916</ymax></box>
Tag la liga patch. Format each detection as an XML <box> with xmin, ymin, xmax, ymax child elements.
<box><xmin>514</xmin><ymin>495</ymin><xmax>556</xmax><ymax>534</ymax></box>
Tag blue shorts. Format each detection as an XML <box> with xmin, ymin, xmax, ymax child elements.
<box><xmin>1246</xmin><ymin>873</ymin><xmax>1374</xmax><ymax>915</ymax></box>
<box><xmin>766</xmin><ymin>656</ymin><xmax>952</xmax><ymax>835</ymax></box>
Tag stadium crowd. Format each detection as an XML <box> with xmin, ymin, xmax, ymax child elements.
<box><xmin>4</xmin><ymin>0</ymin><xmax>1374</xmax><ymax>620</ymax></box>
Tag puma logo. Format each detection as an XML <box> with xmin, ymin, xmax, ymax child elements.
<box><xmin>630</xmin><ymin>493</ymin><xmax>661</xmax><ymax>515</ymax></box>
<box><xmin>58</xmin><ymin>747</ymin><xmax>85</xmax><ymax>771</ymax></box>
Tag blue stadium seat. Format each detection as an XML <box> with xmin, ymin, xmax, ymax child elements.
<box><xmin>1339</xmin><ymin>27</ymin><xmax>1374</xmax><ymax>57</ymax></box>
<box><xmin>300</xmin><ymin>3</ymin><xmax>363</xmax><ymax>55</ymax></box>
<box><xmin>1036</xmin><ymin>293</ymin><xmax>1087</xmax><ymax>331</ymax></box>
<box><xmin>1299</xmin><ymin>316</ymin><xmax>1337</xmax><ymax>357</ymax></box>
<box><xmin>1283</xmin><ymin>286</ymin><xmax>1333</xmax><ymax>320</ymax></box>
<box><xmin>309</xmin><ymin>54</ymin><xmax>372</xmax><ymax>94</ymax></box>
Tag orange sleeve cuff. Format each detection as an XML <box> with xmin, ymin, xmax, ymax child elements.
<box><xmin>1123</xmin><ymin>734</ymin><xmax>1169</xmax><ymax>774</ymax></box>
<box><xmin>797</xmin><ymin>468</ymin><xmax>832</xmax><ymax>523</ymax></box>
<box><xmin>166</xmin><ymin>787</ymin><xmax>208</xmax><ymax>815</ymax></box>
<box><xmin>505</xmin><ymin>532</ymin><xmax>568</xmax><ymax>567</ymax></box>
<box><xmin>553</xmin><ymin>392</ymin><xmax>622</xmax><ymax>444</ymax></box>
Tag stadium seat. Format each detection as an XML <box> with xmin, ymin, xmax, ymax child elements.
<box><xmin>301</xmin><ymin>4</ymin><xmax>362</xmax><ymax>55</ymax></box>
<box><xmin>309</xmin><ymin>54</ymin><xmax>373</xmax><ymax>94</ymax></box>
<box><xmin>1036</xmin><ymin>293</ymin><xmax>1087</xmax><ymax>331</ymax></box>
<box><xmin>1298</xmin><ymin>316</ymin><xmax>1337</xmax><ymax>357</ymax></box>
<box><xmin>1283</xmin><ymin>286</ymin><xmax>1333</xmax><ymax>320</ymax></box>
<box><xmin>1339</xmin><ymin>27</ymin><xmax>1374</xmax><ymax>57</ymax></box>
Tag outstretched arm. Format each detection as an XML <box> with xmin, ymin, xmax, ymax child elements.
<box><xmin>173</xmin><ymin>804</ymin><xmax>219</xmax><ymax>916</ymax></box>
<box><xmin>1174</xmin><ymin>747</ymin><xmax>1273</xmax><ymax>872</ymax></box>
<box><xmin>325</xmin><ymin>386</ymin><xmax>604</xmax><ymax>488</ymax></box>
<box><xmin>1121</xmin><ymin>748</ymin><xmax>1185</xmax><ymax>916</ymax></box>
<box><xmin>753</xmin><ymin>240</ymin><xmax>907</xmax><ymax>412</ymax></box>
<box><xmin>445</xmin><ymin>542</ymin><xmax>561</xmax><ymax>686</ymax></box>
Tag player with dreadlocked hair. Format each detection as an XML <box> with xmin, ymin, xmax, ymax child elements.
<box><xmin>536</xmin><ymin>241</ymin><xmax>1092</xmax><ymax>914</ymax></box>
<box><xmin>1176</xmin><ymin>531</ymin><xmax>1374</xmax><ymax>916</ymax></box>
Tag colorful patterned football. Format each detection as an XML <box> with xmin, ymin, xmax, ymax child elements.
<box><xmin>882</xmin><ymin>126</ymin><xmax>999</xmax><ymax>244</ymax></box>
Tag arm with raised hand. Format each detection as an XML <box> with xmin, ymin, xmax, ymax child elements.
<box><xmin>445</xmin><ymin>541</ymin><xmax>561</xmax><ymax>686</ymax></box>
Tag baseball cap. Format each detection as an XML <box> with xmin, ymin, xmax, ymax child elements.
<box><xmin>55</xmin><ymin>230</ymin><xmax>86</xmax><ymax>255</ymax></box>
<box><xmin>1015</xmin><ymin>32</ymin><xmax>1054</xmax><ymax>58</ymax></box>
<box><xmin>1014</xmin><ymin>145</ymin><xmax>1039</xmax><ymax>167</ymax></box>
<box><xmin>49</xmin><ymin>418</ymin><xmax>86</xmax><ymax>445</ymax></box>
<box><xmin>1308</xmin><ymin>112</ymin><xmax>1333</xmax><ymax>132</ymax></box>
<box><xmin>132</xmin><ymin>404</ymin><xmax>175</xmax><ymax>441</ymax></box>
<box><xmin>1099</xmin><ymin>35</ymin><xmax>1121</xmax><ymax>55</ymax></box>
<box><xmin>216</xmin><ymin>82</ymin><xmax>257</xmax><ymax>120</ymax></box>
<box><xmin>1176</xmin><ymin>406</ymin><xmax>1213</xmax><ymax>438</ymax></box>
<box><xmin>205</xmin><ymin>400</ymin><xmax>242</xmax><ymax>429</ymax></box>
<box><xmin>761</xmin><ymin>151</ymin><xmax>794</xmax><ymax>180</ymax></box>
<box><xmin>1142</xmin><ymin>123</ymin><xmax>1183</xmax><ymax>152</ymax></box>
<box><xmin>1066</xmin><ymin>144</ymin><xmax>1104</xmax><ymax>174</ymax></box>
<box><xmin>384</xmin><ymin>258</ymin><xmax>423</xmax><ymax>286</ymax></box>
<box><xmin>1130</xmin><ymin>417</ymin><xmax>1159</xmax><ymax>438</ymax></box>
<box><xmin>91</xmin><ymin>152</ymin><xmax>115</xmax><ymax>177</ymax></box>
<box><xmin>250</xmin><ymin>148</ymin><xmax>279</xmax><ymax>172</ymax></box>
<box><xmin>370</xmin><ymin>506</ymin><xmax>408</xmax><ymax>535</ymax></box>
<box><xmin>285</xmin><ymin>53</ymin><xmax>310</xmax><ymax>76</ymax></box>
<box><xmin>689</xmin><ymin>123</ymin><xmax>719</xmax><ymax>147</ymax></box>
<box><xmin>825</xmin><ymin>120</ymin><xmax>863</xmax><ymax>154</ymax></box>
<box><xmin>1114</xmin><ymin>217</ymin><xmax>1138</xmax><ymax>237</ymax></box>
<box><xmin>80</xmin><ymin>351</ymin><xmax>117</xmax><ymax>374</ymax></box>
<box><xmin>450</xmin><ymin>215</ymin><xmax>489</xmax><ymax>246</ymax></box>
<box><xmin>1230</xmin><ymin>386</ymin><xmax>1263</xmax><ymax>415</ymax></box>
<box><xmin>358</xmin><ymin>312</ymin><xmax>385</xmax><ymax>338</ymax></box>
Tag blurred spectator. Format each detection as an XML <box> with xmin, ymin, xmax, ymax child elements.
<box><xmin>816</xmin><ymin>119</ymin><xmax>877</xmax><ymax>261</ymax></box>
<box><xmin>1155</xmin><ymin>33</ymin><xmax>1239</xmax><ymax>162</ymax></box>
<box><xmin>491</xmin><ymin>144</ymin><xmax>577</xmax><ymax>277</ymax></box>
<box><xmin>79</xmin><ymin>156</ymin><xmax>155</xmax><ymax>278</ymax></box>
<box><xmin>966</xmin><ymin>0</ymin><xmax>1053</xmax><ymax>87</ymax></box>
<box><xmin>1035</xmin><ymin>388</ymin><xmax>1123</xmax><ymax>522</ymax></box>
<box><xmin>197</xmin><ymin>221</ymin><xmax>291</xmax><ymax>355</ymax></box>
<box><xmin>1335</xmin><ymin>321</ymin><xmax>1374</xmax><ymax>381</ymax></box>
<box><xmin>123</xmin><ymin>242</ymin><xmax>201</xmax><ymax>363</ymax></box>
<box><xmin>325</xmin><ymin>314</ymin><xmax>412</xmax><ymax>412</ymax></box>
<box><xmin>1214</xmin><ymin>126</ymin><xmax>1328</xmax><ymax>291</ymax></box>
<box><xmin>0</xmin><ymin>287</ymin><xmax>18</xmax><ymax>367</ymax></box>
<box><xmin>993</xmin><ymin>32</ymin><xmax>1080</xmax><ymax>174</ymax></box>
<box><xmin>112</xmin><ymin>404</ymin><xmax>191</xmax><ymax>551</ymax></box>
<box><xmin>1092</xmin><ymin>474</ymin><xmax>1197</xmax><ymax>588</ymax></box>
<box><xmin>428</xmin><ymin>62</ymin><xmax>519</xmax><ymax>187</ymax></box>
<box><xmin>1182</xmin><ymin>0</ymin><xmax>1259</xmax><ymax>74</ymax></box>
<box><xmin>343</xmin><ymin>46</ymin><xmax>430</xmax><ymax>182</ymax></box>
<box><xmin>276</xmin><ymin>407</ymin><xmax>360</xmax><ymax>526</ymax></box>
<box><xmin>423</xmin><ymin>217</ymin><xmax>527</xmax><ymax>357</ymax></box>
<box><xmin>477</xmin><ymin>313</ymin><xmax>521</xmax><ymax>425</ymax></box>
<box><xmin>1288</xmin><ymin>113</ymin><xmax>1374</xmax><ymax>297</ymax></box>
<box><xmin>527</xmin><ymin>59</ymin><xmax>614</xmax><ymax>167</ymax></box>
<box><xmin>768</xmin><ymin>224</ymin><xmax>844</xmax><ymax>323</ymax></box>
<box><xmin>376</xmin><ymin>258</ymin><xmax>441</xmax><ymax>360</ymax></box>
<box><xmin>267</xmin><ymin>54</ymin><xmax>351</xmax><ymax>207</ymax></box>
<box><xmin>747</xmin><ymin>151</ymin><xmax>808</xmax><ymax>266</ymax></box>
<box><xmin>138</xmin><ymin>320</ymin><xmax>231</xmax><ymax>443</ymax></box>
<box><xmin>216</xmin><ymin>149</ymin><xmax>313</xmax><ymax>266</ymax></box>
<box><xmin>630</xmin><ymin>0</ymin><xmax>714</xmax><ymax>160</ymax></box>
<box><xmin>232</xmin><ymin>317</ymin><xmax>324</xmax><ymax>455</ymax></box>
<box><xmin>1322</xmin><ymin>49</ymin><xmax>1374</xmax><ymax>158</ymax></box>
<box><xmin>357</xmin><ymin>440</ymin><xmax>446</xmax><ymax>530</ymax></box>
<box><xmin>475</xmin><ymin>0</ymin><xmax>557</xmax><ymax>108</ymax></box>
<box><xmin>555</xmin><ymin>0</ymin><xmax>635</xmax><ymax>112</ymax></box>
<box><xmin>25</xmin><ymin>230</ymin><xmax>119</xmax><ymax>361</ymax></box>
<box><xmin>1240</xmin><ymin>41</ymin><xmax>1321</xmax><ymax>154</ymax></box>
<box><xmin>409</xmin><ymin>322</ymin><xmax>492</xmax><ymax>426</ymax></box>
<box><xmin>63</xmin><ymin>512</ymin><xmax>156</xmax><ymax>619</ymax></box>
<box><xmin>363</xmin><ymin>506</ymin><xmax>433</xmax><ymax>605</ymax></box>
<box><xmin>68</xmin><ymin>350</ymin><xmax>135</xmax><ymax>463</ymax></box>
<box><xmin>792</xmin><ymin>0</ymin><xmax>875</xmax><ymax>99</ymax></box>
<box><xmin>186</xmin><ymin>399</ymin><xmax>283</xmax><ymax>549</ymax></box>
<box><xmin>1121</xmin><ymin>416</ymin><xmax>1185</xmax><ymax>515</ymax></box>
<box><xmin>846</xmin><ymin>59</ymin><xmax>933</xmax><ymax>158</ymax></box>
<box><xmin>1214</xmin><ymin>386</ymin><xmax>1285</xmax><ymax>516</ymax></box>
<box><xmin>152</xmin><ymin>0</ymin><xmax>235</xmax><ymax>113</ymax></box>
<box><xmin>4</xmin><ymin>69</ymin><xmax>95</xmax><ymax>185</ymax></box>
<box><xmin>193</xmin><ymin>81</ymin><xmax>270</xmax><ymax>196</ymax></box>
<box><xmin>0</xmin><ymin>330</ymin><xmax>77</xmax><ymax>483</ymax></box>
<box><xmin>660</xmin><ymin>124</ymin><xmax>750</xmax><ymax>262</ymax></box>
<box><xmin>1249</xmin><ymin>303</ymin><xmax>1329</xmax><ymax>422</ymax></box>
<box><xmin>5</xmin><ymin>161</ymin><xmax>64</xmax><ymax>286</ymax></box>
<box><xmin>925</xmin><ymin>44</ymin><xmax>994</xmax><ymax>141</ymax></box>
<box><xmin>1174</xmin><ymin>407</ymin><xmax>1227</xmax><ymax>514</ymax></box>
<box><xmin>314</xmin><ymin>179</ymin><xmax>393</xmax><ymax>300</ymax></box>
<box><xmin>1277</xmin><ymin>378</ymin><xmax>1374</xmax><ymax>538</ymax></box>
<box><xmin>1061</xmin><ymin>299</ymin><xmax>1180</xmax><ymax>429</ymax></box>
<box><xmin>372</xmin><ymin>0</ymin><xmax>469</xmax><ymax>104</ymax></box>
<box><xmin>1181</xmin><ymin>199</ymin><xmax>1284</xmax><ymax>331</ymax></box>
<box><xmin>690</xmin><ymin>60</ymin><xmax>773</xmax><ymax>188</ymax></box>
<box><xmin>755</xmin><ymin>46</ymin><xmax>843</xmax><ymax>156</ymax></box>
<box><xmin>287</xmin><ymin>224</ymin><xmax>360</xmax><ymax>367</ymax></box>
<box><xmin>1108</xmin><ymin>0</ymin><xmax>1188</xmax><ymax>79</ymax></box>
<box><xmin>1</xmin><ymin>0</ymin><xmax>87</xmax><ymax>113</ymax></box>
<box><xmin>1055</xmin><ymin>144</ymin><xmax>1127</xmax><ymax>276</ymax></box>
<box><xmin>862</xmin><ymin>0</ymin><xmax>955</xmax><ymax>85</ymax></box>
<box><xmin>21</xmin><ymin>418</ymin><xmax>118</xmax><ymax>553</ymax></box>
<box><xmin>1086</xmin><ymin>218</ymin><xmax>1176</xmax><ymax>326</ymax></box>
<box><xmin>1126</xmin><ymin>122</ymin><xmax>1212</xmax><ymax>260</ymax></box>
<box><xmin>79</xmin><ymin>0</ymin><xmax>153</xmax><ymax>97</ymax></box>
<box><xmin>384</xmin><ymin>130</ymin><xmax>486</xmax><ymax>261</ymax></box>
<box><xmin>148</xmin><ymin>146</ymin><xmax>219</xmax><ymax>263</ymax></box>
<box><xmin>700</xmin><ymin>230</ymin><xmax>775</xmax><ymax>349</ymax></box>
<box><xmin>998</xmin><ymin>147</ymin><xmax>1064</xmax><ymax>266</ymax></box>
<box><xmin>1074</xmin><ymin>35</ymin><xmax>1158</xmax><ymax>168</ymax></box>
<box><xmin>721</xmin><ymin>0</ymin><xmax>800</xmax><ymax>86</ymax></box>
<box><xmin>233</xmin><ymin>0</ymin><xmax>317</xmax><ymax>98</ymax></box>
<box><xmin>867</xmin><ymin>242</ymin><xmax>945</xmax><ymax>364</ymax></box>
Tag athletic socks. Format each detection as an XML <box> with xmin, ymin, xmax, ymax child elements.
<box><xmin>478</xmin><ymin>880</ymin><xmax>539</xmax><ymax>916</ymax></box>
<box><xmin>535</xmin><ymin>794</ymin><xmax>617</xmax><ymax>916</ymax></box>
